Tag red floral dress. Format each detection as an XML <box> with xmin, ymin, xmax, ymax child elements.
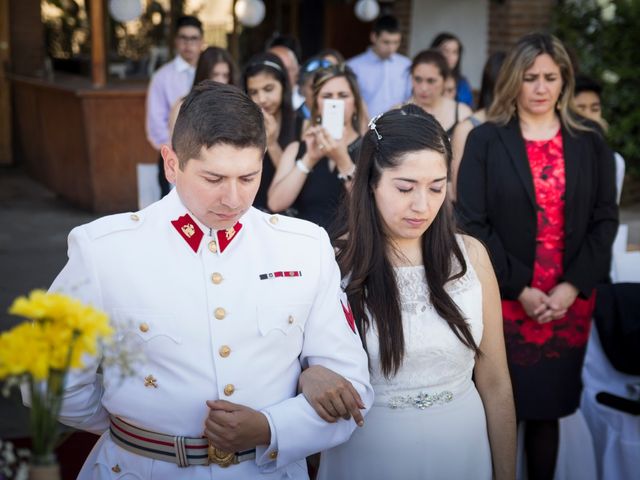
<box><xmin>501</xmin><ymin>130</ymin><xmax>595</xmax><ymax>418</ymax></box>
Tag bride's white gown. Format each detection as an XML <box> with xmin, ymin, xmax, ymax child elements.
<box><xmin>318</xmin><ymin>241</ymin><xmax>492</xmax><ymax>480</ymax></box>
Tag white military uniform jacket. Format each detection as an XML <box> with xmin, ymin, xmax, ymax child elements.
<box><xmin>47</xmin><ymin>189</ymin><xmax>373</xmax><ymax>479</ymax></box>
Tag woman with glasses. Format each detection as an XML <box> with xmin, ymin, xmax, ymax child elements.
<box><xmin>242</xmin><ymin>53</ymin><xmax>296</xmax><ymax>212</ymax></box>
<box><xmin>268</xmin><ymin>64</ymin><xmax>363</xmax><ymax>230</ymax></box>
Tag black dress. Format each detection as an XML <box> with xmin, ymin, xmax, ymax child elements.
<box><xmin>289</xmin><ymin>138</ymin><xmax>360</xmax><ymax>230</ymax></box>
<box><xmin>253</xmin><ymin>114</ymin><xmax>296</xmax><ymax>212</ymax></box>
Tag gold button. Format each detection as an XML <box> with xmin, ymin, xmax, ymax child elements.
<box><xmin>219</xmin><ymin>345</ymin><xmax>231</xmax><ymax>358</ymax></box>
<box><xmin>112</xmin><ymin>464</ymin><xmax>121</xmax><ymax>473</ymax></box>
<box><xmin>144</xmin><ymin>375</ymin><xmax>158</xmax><ymax>388</ymax></box>
<box><xmin>214</xmin><ymin>307</ymin><xmax>226</xmax><ymax>320</ymax></box>
<box><xmin>139</xmin><ymin>322</ymin><xmax>149</xmax><ymax>333</ymax></box>
<box><xmin>269</xmin><ymin>450</ymin><xmax>278</xmax><ymax>460</ymax></box>
<box><xmin>130</xmin><ymin>214</ymin><xmax>140</xmax><ymax>221</ymax></box>
<box><xmin>208</xmin><ymin>240</ymin><xmax>218</xmax><ymax>253</ymax></box>
<box><xmin>211</xmin><ymin>272</ymin><xmax>223</xmax><ymax>285</ymax></box>
<box><xmin>288</xmin><ymin>315</ymin><xmax>294</xmax><ymax>324</ymax></box>
<box><xmin>223</xmin><ymin>384</ymin><xmax>235</xmax><ymax>396</ymax></box>
<box><xmin>269</xmin><ymin>215</ymin><xmax>279</xmax><ymax>225</ymax></box>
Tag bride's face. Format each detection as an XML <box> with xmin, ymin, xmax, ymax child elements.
<box><xmin>373</xmin><ymin>149</ymin><xmax>448</xmax><ymax>247</ymax></box>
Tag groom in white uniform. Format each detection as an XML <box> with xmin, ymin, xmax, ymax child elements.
<box><xmin>36</xmin><ymin>81</ymin><xmax>373</xmax><ymax>479</ymax></box>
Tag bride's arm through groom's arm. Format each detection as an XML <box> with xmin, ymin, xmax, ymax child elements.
<box><xmin>298</xmin><ymin>364</ymin><xmax>367</xmax><ymax>426</ymax></box>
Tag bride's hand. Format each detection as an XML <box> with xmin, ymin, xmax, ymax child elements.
<box><xmin>298</xmin><ymin>365</ymin><xmax>366</xmax><ymax>426</ymax></box>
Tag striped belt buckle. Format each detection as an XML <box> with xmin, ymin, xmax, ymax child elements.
<box><xmin>109</xmin><ymin>415</ymin><xmax>255</xmax><ymax>468</ymax></box>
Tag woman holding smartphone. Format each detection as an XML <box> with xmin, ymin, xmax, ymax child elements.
<box><xmin>268</xmin><ymin>64</ymin><xmax>363</xmax><ymax>229</ymax></box>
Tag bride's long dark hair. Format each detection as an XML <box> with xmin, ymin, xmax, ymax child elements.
<box><xmin>333</xmin><ymin>105</ymin><xmax>480</xmax><ymax>378</ymax></box>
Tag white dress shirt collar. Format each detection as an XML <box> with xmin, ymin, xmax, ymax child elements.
<box><xmin>174</xmin><ymin>55</ymin><xmax>195</xmax><ymax>74</ymax></box>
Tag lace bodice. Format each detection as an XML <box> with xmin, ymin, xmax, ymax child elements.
<box><xmin>365</xmin><ymin>238</ymin><xmax>483</xmax><ymax>406</ymax></box>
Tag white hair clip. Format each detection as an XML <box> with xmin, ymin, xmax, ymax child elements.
<box><xmin>368</xmin><ymin>114</ymin><xmax>383</xmax><ymax>140</ymax></box>
<box><xmin>263</xmin><ymin>60</ymin><xmax>283</xmax><ymax>72</ymax></box>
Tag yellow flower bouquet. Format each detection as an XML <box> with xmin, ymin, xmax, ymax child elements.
<box><xmin>0</xmin><ymin>290</ymin><xmax>113</xmax><ymax>467</ymax></box>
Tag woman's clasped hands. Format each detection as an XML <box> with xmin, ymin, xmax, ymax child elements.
<box><xmin>518</xmin><ymin>282</ymin><xmax>579</xmax><ymax>323</ymax></box>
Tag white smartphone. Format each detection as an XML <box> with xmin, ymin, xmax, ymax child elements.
<box><xmin>321</xmin><ymin>99</ymin><xmax>345</xmax><ymax>140</ymax></box>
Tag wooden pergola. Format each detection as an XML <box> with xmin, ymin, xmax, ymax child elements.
<box><xmin>2</xmin><ymin>0</ymin><xmax>261</xmax><ymax>213</ymax></box>
<box><xmin>90</xmin><ymin>0</ymin><xmax>107</xmax><ymax>88</ymax></box>
<box><xmin>6</xmin><ymin>0</ymin><xmax>157</xmax><ymax>213</ymax></box>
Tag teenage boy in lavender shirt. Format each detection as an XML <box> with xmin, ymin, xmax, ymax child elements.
<box><xmin>347</xmin><ymin>15</ymin><xmax>411</xmax><ymax>117</ymax></box>
<box><xmin>146</xmin><ymin>15</ymin><xmax>203</xmax><ymax>196</ymax></box>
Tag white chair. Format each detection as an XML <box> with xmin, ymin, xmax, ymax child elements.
<box><xmin>581</xmin><ymin>326</ymin><xmax>640</xmax><ymax>480</ymax></box>
<box><xmin>108</xmin><ymin>63</ymin><xmax>127</xmax><ymax>79</ymax></box>
<box><xmin>580</xmin><ymin>281</ymin><xmax>640</xmax><ymax>480</ymax></box>
<box><xmin>610</xmin><ymin>224</ymin><xmax>640</xmax><ymax>284</ymax></box>
<box><xmin>147</xmin><ymin>46</ymin><xmax>170</xmax><ymax>76</ymax></box>
<box><xmin>137</xmin><ymin>163</ymin><xmax>161</xmax><ymax>209</ymax></box>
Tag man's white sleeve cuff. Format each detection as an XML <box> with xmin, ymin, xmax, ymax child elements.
<box><xmin>255</xmin><ymin>410</ymin><xmax>279</xmax><ymax>473</ymax></box>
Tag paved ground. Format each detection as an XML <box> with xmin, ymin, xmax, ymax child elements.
<box><xmin>1</xmin><ymin>165</ymin><xmax>639</xmax><ymax>438</ymax></box>
<box><xmin>0</xmin><ymin>167</ymin><xmax>99</xmax><ymax>438</ymax></box>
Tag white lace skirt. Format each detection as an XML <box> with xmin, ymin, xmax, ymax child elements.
<box><xmin>318</xmin><ymin>384</ymin><xmax>492</xmax><ymax>480</ymax></box>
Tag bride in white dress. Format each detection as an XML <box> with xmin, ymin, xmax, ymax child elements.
<box><xmin>303</xmin><ymin>106</ymin><xmax>516</xmax><ymax>480</ymax></box>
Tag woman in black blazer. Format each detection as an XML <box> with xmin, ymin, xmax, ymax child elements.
<box><xmin>456</xmin><ymin>33</ymin><xmax>618</xmax><ymax>480</ymax></box>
